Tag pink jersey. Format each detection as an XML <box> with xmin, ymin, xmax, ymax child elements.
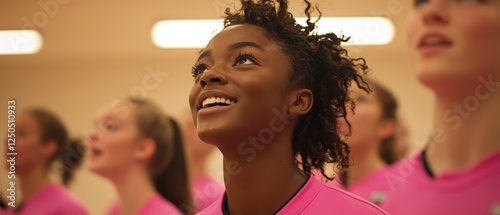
<box><xmin>197</xmin><ymin>175</ymin><xmax>388</xmax><ymax>215</ymax></box>
<box><xmin>0</xmin><ymin>207</ymin><xmax>7</xmax><ymax>215</ymax></box>
<box><xmin>381</xmin><ymin>151</ymin><xmax>500</xmax><ymax>215</ymax></box>
<box><xmin>192</xmin><ymin>174</ymin><xmax>225</xmax><ymax>211</ymax></box>
<box><xmin>329</xmin><ymin>167</ymin><xmax>392</xmax><ymax>206</ymax></box>
<box><xmin>4</xmin><ymin>183</ymin><xmax>87</xmax><ymax>215</ymax></box>
<box><xmin>107</xmin><ymin>193</ymin><xmax>182</xmax><ymax>215</ymax></box>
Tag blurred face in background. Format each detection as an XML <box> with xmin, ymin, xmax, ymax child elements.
<box><xmin>338</xmin><ymin>86</ymin><xmax>386</xmax><ymax>153</ymax></box>
<box><xmin>88</xmin><ymin>102</ymin><xmax>142</xmax><ymax>178</ymax></box>
<box><xmin>406</xmin><ymin>0</ymin><xmax>500</xmax><ymax>93</ymax></box>
<box><xmin>4</xmin><ymin>112</ymin><xmax>47</xmax><ymax>174</ymax></box>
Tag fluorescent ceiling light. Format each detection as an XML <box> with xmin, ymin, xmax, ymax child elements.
<box><xmin>0</xmin><ymin>30</ymin><xmax>43</xmax><ymax>55</ymax></box>
<box><xmin>152</xmin><ymin>20</ymin><xmax>224</xmax><ymax>49</ymax></box>
<box><xmin>152</xmin><ymin>17</ymin><xmax>394</xmax><ymax>48</ymax></box>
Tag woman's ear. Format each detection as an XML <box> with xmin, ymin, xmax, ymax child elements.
<box><xmin>134</xmin><ymin>138</ymin><xmax>156</xmax><ymax>161</ymax></box>
<box><xmin>378</xmin><ymin>119</ymin><xmax>396</xmax><ymax>139</ymax></box>
<box><xmin>41</xmin><ymin>139</ymin><xmax>58</xmax><ymax>159</ymax></box>
<box><xmin>289</xmin><ymin>89</ymin><xmax>313</xmax><ymax>116</ymax></box>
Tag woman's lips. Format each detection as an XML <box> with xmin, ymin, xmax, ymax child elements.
<box><xmin>197</xmin><ymin>103</ymin><xmax>234</xmax><ymax>117</ymax></box>
<box><xmin>90</xmin><ymin>148</ymin><xmax>102</xmax><ymax>159</ymax></box>
<box><xmin>196</xmin><ymin>89</ymin><xmax>237</xmax><ymax>111</ymax></box>
<box><xmin>418</xmin><ymin>32</ymin><xmax>453</xmax><ymax>55</ymax></box>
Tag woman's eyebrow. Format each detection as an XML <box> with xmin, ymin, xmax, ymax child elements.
<box><xmin>228</xmin><ymin>41</ymin><xmax>265</xmax><ymax>51</ymax></box>
<box><xmin>196</xmin><ymin>49</ymin><xmax>211</xmax><ymax>62</ymax></box>
<box><xmin>196</xmin><ymin>41</ymin><xmax>265</xmax><ymax>62</ymax></box>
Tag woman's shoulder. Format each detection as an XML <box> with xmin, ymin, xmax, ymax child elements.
<box><xmin>137</xmin><ymin>193</ymin><xmax>183</xmax><ymax>215</ymax></box>
<box><xmin>278</xmin><ymin>176</ymin><xmax>388</xmax><ymax>214</ymax></box>
<box><xmin>195</xmin><ymin>199</ymin><xmax>223</xmax><ymax>215</ymax></box>
<box><xmin>47</xmin><ymin>184</ymin><xmax>86</xmax><ymax>204</ymax></box>
<box><xmin>19</xmin><ymin>183</ymin><xmax>88</xmax><ymax>215</ymax></box>
<box><xmin>314</xmin><ymin>181</ymin><xmax>388</xmax><ymax>214</ymax></box>
<box><xmin>46</xmin><ymin>184</ymin><xmax>88</xmax><ymax>214</ymax></box>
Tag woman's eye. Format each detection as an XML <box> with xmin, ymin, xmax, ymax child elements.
<box><xmin>103</xmin><ymin>121</ymin><xmax>116</xmax><ymax>131</ymax></box>
<box><xmin>414</xmin><ymin>0</ymin><xmax>428</xmax><ymax>7</ymax></box>
<box><xmin>415</xmin><ymin>0</ymin><xmax>485</xmax><ymax>7</ymax></box>
<box><xmin>191</xmin><ymin>64</ymin><xmax>208</xmax><ymax>78</ymax></box>
<box><xmin>234</xmin><ymin>53</ymin><xmax>258</xmax><ymax>66</ymax></box>
<box><xmin>459</xmin><ymin>0</ymin><xmax>485</xmax><ymax>4</ymax></box>
<box><xmin>356</xmin><ymin>95</ymin><xmax>367</xmax><ymax>103</ymax></box>
<box><xmin>17</xmin><ymin>130</ymin><xmax>26</xmax><ymax>137</ymax></box>
<box><xmin>235</xmin><ymin>57</ymin><xmax>255</xmax><ymax>66</ymax></box>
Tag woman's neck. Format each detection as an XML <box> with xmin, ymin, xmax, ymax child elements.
<box><xmin>111</xmin><ymin>168</ymin><xmax>156</xmax><ymax>215</ymax></box>
<box><xmin>428</xmin><ymin>85</ymin><xmax>500</xmax><ymax>176</ymax></box>
<box><xmin>19</xmin><ymin>166</ymin><xmax>51</xmax><ymax>203</ymax></box>
<box><xmin>220</xmin><ymin>131</ymin><xmax>308</xmax><ymax>215</ymax></box>
<box><xmin>345</xmin><ymin>145</ymin><xmax>386</xmax><ymax>187</ymax></box>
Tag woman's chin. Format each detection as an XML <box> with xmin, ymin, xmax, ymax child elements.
<box><xmin>197</xmin><ymin>125</ymin><xmax>246</xmax><ymax>147</ymax></box>
<box><xmin>197</xmin><ymin>128</ymin><xmax>227</xmax><ymax>146</ymax></box>
<box><xmin>88</xmin><ymin>163</ymin><xmax>106</xmax><ymax>176</ymax></box>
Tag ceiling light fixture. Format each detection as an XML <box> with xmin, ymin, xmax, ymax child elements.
<box><xmin>0</xmin><ymin>30</ymin><xmax>43</xmax><ymax>55</ymax></box>
<box><xmin>152</xmin><ymin>17</ymin><xmax>394</xmax><ymax>48</ymax></box>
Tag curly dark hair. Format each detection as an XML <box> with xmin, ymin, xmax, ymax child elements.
<box><xmin>222</xmin><ymin>0</ymin><xmax>369</xmax><ymax>180</ymax></box>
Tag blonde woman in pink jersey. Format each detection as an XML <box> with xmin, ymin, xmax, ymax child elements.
<box><xmin>88</xmin><ymin>98</ymin><xmax>194</xmax><ymax>215</ymax></box>
<box><xmin>3</xmin><ymin>108</ymin><xmax>88</xmax><ymax>215</ymax></box>
<box><xmin>381</xmin><ymin>0</ymin><xmax>500</xmax><ymax>214</ymax></box>
<box><xmin>189</xmin><ymin>0</ymin><xmax>388</xmax><ymax>214</ymax></box>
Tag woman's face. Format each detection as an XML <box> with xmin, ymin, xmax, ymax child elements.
<box><xmin>87</xmin><ymin>102</ymin><xmax>142</xmax><ymax>177</ymax></box>
<box><xmin>4</xmin><ymin>112</ymin><xmax>46</xmax><ymax>173</ymax></box>
<box><xmin>406</xmin><ymin>0</ymin><xmax>500</xmax><ymax>92</ymax></box>
<box><xmin>189</xmin><ymin>24</ymin><xmax>294</xmax><ymax>145</ymax></box>
<box><xmin>338</xmin><ymin>86</ymin><xmax>385</xmax><ymax>150</ymax></box>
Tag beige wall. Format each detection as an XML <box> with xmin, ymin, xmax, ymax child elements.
<box><xmin>0</xmin><ymin>0</ymin><xmax>435</xmax><ymax>214</ymax></box>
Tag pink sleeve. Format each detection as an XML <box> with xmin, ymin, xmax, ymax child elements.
<box><xmin>52</xmin><ymin>204</ymin><xmax>89</xmax><ymax>215</ymax></box>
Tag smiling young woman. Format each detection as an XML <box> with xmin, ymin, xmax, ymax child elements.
<box><xmin>188</xmin><ymin>0</ymin><xmax>388</xmax><ymax>214</ymax></box>
<box><xmin>381</xmin><ymin>0</ymin><xmax>500</xmax><ymax>214</ymax></box>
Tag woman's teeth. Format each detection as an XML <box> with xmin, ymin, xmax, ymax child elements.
<box><xmin>202</xmin><ymin>97</ymin><xmax>235</xmax><ymax>108</ymax></box>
